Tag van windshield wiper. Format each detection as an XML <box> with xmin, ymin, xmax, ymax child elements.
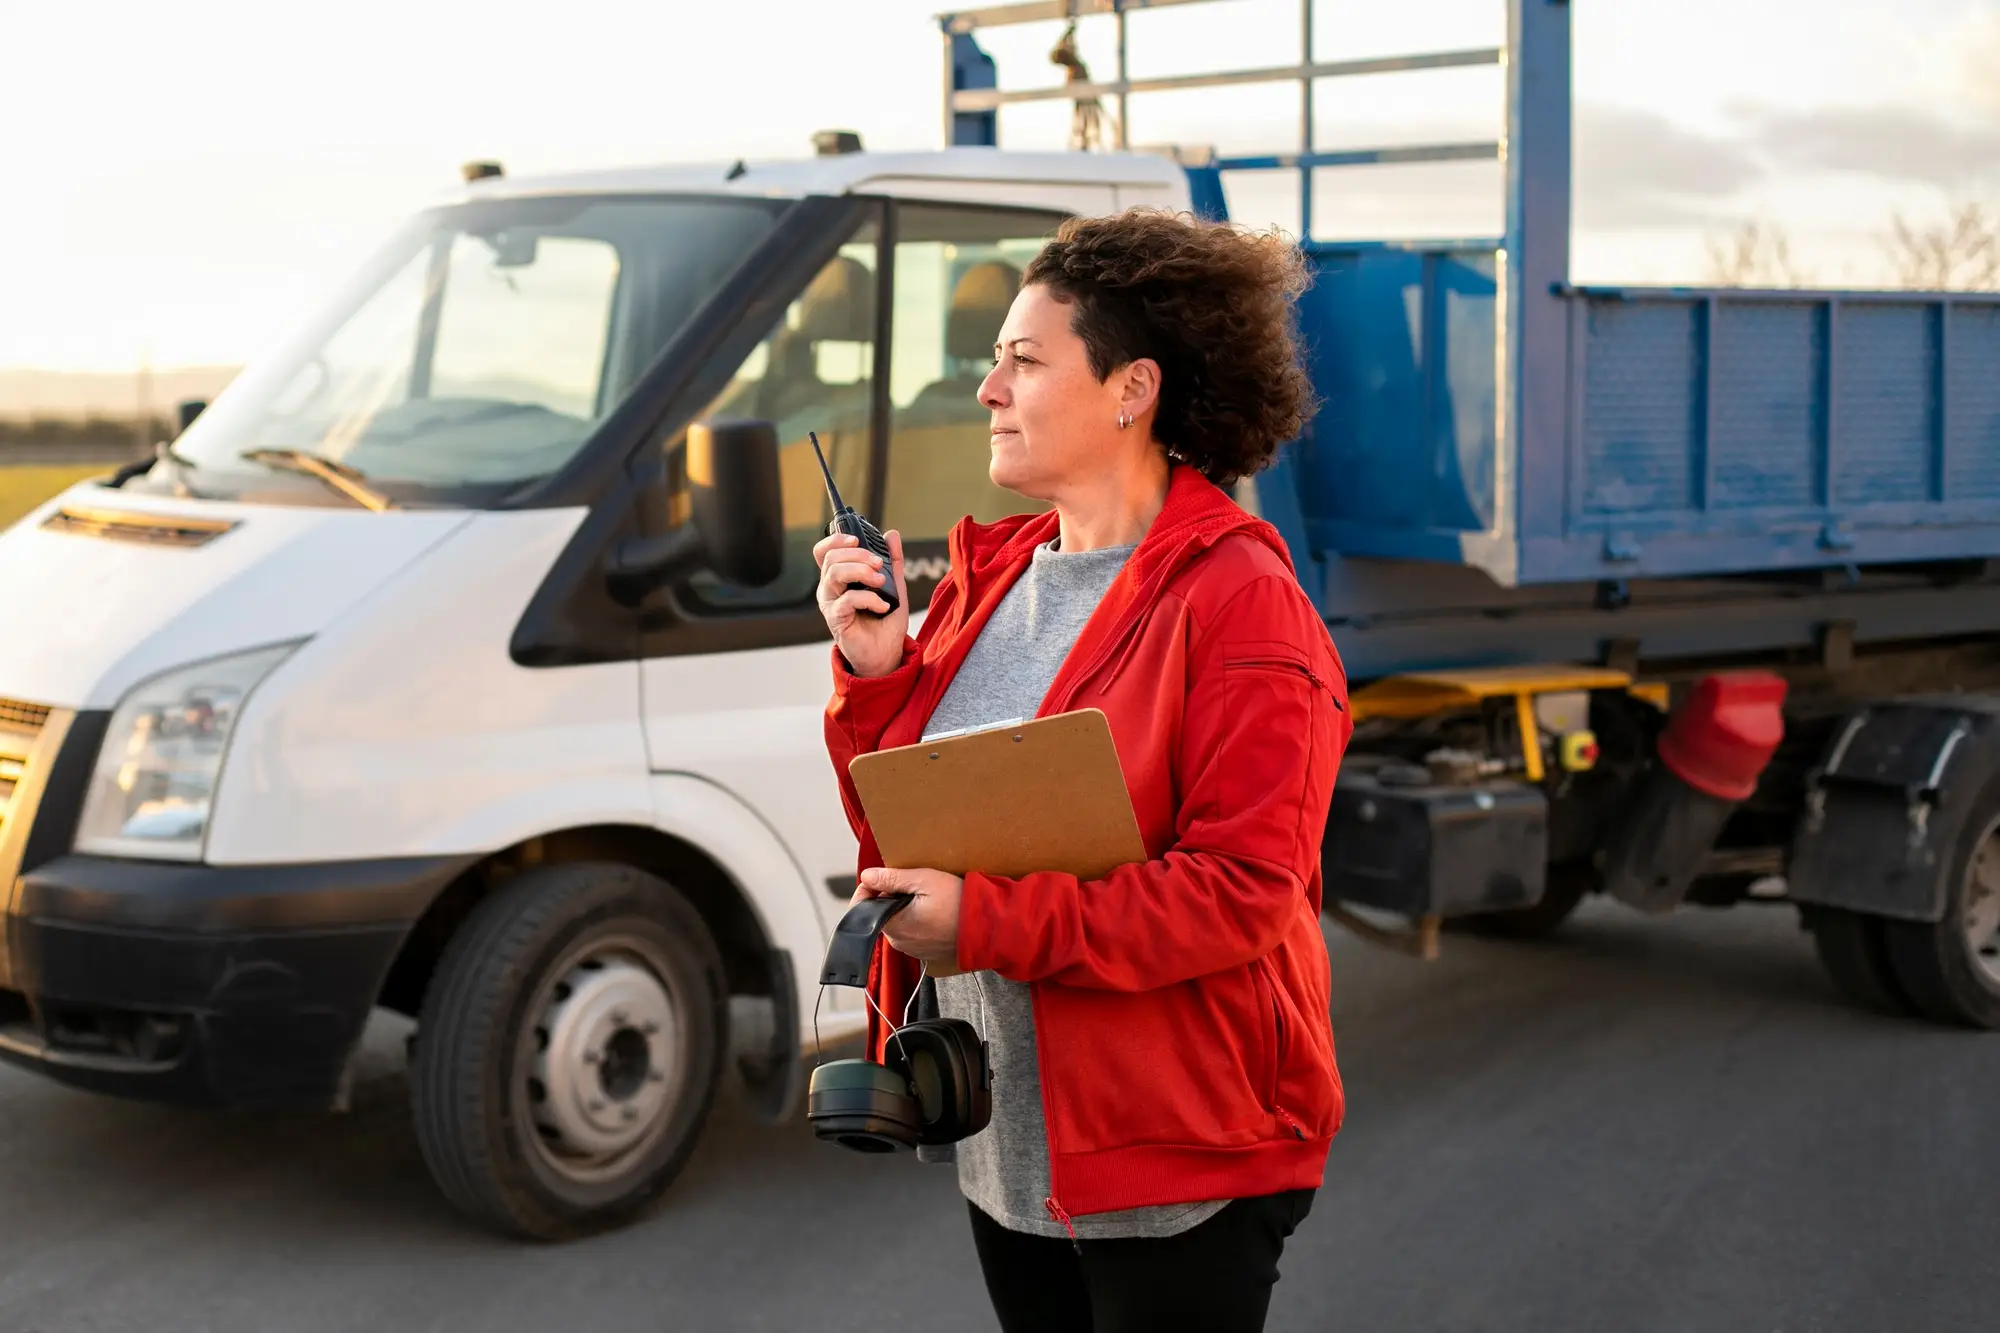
<box><xmin>238</xmin><ymin>448</ymin><xmax>395</xmax><ymax>512</ymax></box>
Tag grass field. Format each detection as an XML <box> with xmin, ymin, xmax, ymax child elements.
<box><xmin>0</xmin><ymin>464</ymin><xmax>109</xmax><ymax>530</ymax></box>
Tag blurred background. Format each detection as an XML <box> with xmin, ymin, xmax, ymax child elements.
<box><xmin>2</xmin><ymin>0</ymin><xmax>1994</xmax><ymax>526</ymax></box>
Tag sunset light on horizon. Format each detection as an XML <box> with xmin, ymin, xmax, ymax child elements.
<box><xmin>1</xmin><ymin>0</ymin><xmax>1995</xmax><ymax>388</ymax></box>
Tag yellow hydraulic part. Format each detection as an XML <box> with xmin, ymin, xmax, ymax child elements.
<box><xmin>1347</xmin><ymin>663</ymin><xmax>1668</xmax><ymax>785</ymax></box>
<box><xmin>1628</xmin><ymin>681</ymin><xmax>1670</xmax><ymax>710</ymax></box>
<box><xmin>1348</xmin><ymin>665</ymin><xmax>1642</xmax><ymax>721</ymax></box>
<box><xmin>1514</xmin><ymin>692</ymin><xmax>1545</xmax><ymax>781</ymax></box>
<box><xmin>1328</xmin><ymin>663</ymin><xmax>1670</xmax><ymax>964</ymax></box>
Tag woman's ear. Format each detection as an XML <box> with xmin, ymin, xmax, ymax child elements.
<box><xmin>1118</xmin><ymin>357</ymin><xmax>1163</xmax><ymax>428</ymax></box>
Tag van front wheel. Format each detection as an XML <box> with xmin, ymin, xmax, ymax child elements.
<box><xmin>411</xmin><ymin>861</ymin><xmax>727</xmax><ymax>1240</ymax></box>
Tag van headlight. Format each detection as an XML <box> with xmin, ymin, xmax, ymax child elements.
<box><xmin>76</xmin><ymin>643</ymin><xmax>300</xmax><ymax>861</ymax></box>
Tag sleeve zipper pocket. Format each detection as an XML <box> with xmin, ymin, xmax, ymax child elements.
<box><xmin>1224</xmin><ymin>657</ymin><xmax>1344</xmax><ymax>710</ymax></box>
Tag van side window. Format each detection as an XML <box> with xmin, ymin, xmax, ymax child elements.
<box><xmin>684</xmin><ymin>227</ymin><xmax>880</xmax><ymax>611</ymax></box>
<box><xmin>883</xmin><ymin>205</ymin><xmax>1064</xmax><ymax>544</ymax></box>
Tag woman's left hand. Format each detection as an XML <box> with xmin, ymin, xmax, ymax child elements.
<box><xmin>855</xmin><ymin>866</ymin><xmax>963</xmax><ymax>976</ymax></box>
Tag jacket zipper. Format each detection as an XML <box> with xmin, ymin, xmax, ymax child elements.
<box><xmin>1228</xmin><ymin>657</ymin><xmax>1343</xmax><ymax>707</ymax></box>
<box><xmin>1276</xmin><ymin>1107</ymin><xmax>1309</xmax><ymax>1141</ymax></box>
<box><xmin>1254</xmin><ymin>955</ymin><xmax>1288</xmax><ymax>1112</ymax></box>
<box><xmin>1049</xmin><ymin>610</ymin><xmax>1148</xmax><ymax>712</ymax></box>
<box><xmin>1029</xmin><ymin>982</ymin><xmax>1082</xmax><ymax>1254</ymax></box>
<box><xmin>1266</xmin><ymin>962</ymin><xmax>1287</xmax><ymax>1109</ymax></box>
<box><xmin>1043</xmin><ymin>1196</ymin><xmax>1082</xmax><ymax>1254</ymax></box>
<box><xmin>1044</xmin><ymin>522</ymin><xmax>1238</xmax><ymax>713</ymax></box>
<box><xmin>1255</xmin><ymin>956</ymin><xmax>1310</xmax><ymax>1141</ymax></box>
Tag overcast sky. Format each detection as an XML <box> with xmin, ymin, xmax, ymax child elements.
<box><xmin>1</xmin><ymin>0</ymin><xmax>1994</xmax><ymax>373</ymax></box>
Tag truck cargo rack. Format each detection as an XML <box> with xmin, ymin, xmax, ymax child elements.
<box><xmin>939</xmin><ymin>0</ymin><xmax>1502</xmax><ymax>240</ymax></box>
<box><xmin>938</xmin><ymin>1</ymin><xmax>2000</xmax><ymax>589</ymax></box>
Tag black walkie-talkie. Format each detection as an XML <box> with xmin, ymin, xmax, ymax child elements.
<box><xmin>811</xmin><ymin>431</ymin><xmax>899</xmax><ymax>617</ymax></box>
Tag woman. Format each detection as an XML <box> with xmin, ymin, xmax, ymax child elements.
<box><xmin>816</xmin><ymin>209</ymin><xmax>1351</xmax><ymax>1333</ymax></box>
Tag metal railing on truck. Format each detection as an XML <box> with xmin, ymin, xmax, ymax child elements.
<box><xmin>938</xmin><ymin>0</ymin><xmax>1503</xmax><ymax>242</ymax></box>
<box><xmin>938</xmin><ymin>1</ymin><xmax>2000</xmax><ymax>591</ymax></box>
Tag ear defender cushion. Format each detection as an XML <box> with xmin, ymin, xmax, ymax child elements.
<box><xmin>889</xmin><ymin>1025</ymin><xmax>965</xmax><ymax>1135</ymax></box>
<box><xmin>889</xmin><ymin>1019</ymin><xmax>993</xmax><ymax>1145</ymax></box>
<box><xmin>957</xmin><ymin>1026</ymin><xmax>992</xmax><ymax>1138</ymax></box>
<box><xmin>807</xmin><ymin>1058</ymin><xmax>920</xmax><ymax>1153</ymax></box>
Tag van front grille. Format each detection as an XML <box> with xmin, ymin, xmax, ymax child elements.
<box><xmin>0</xmin><ymin>702</ymin><xmax>47</xmax><ymax>837</ymax></box>
<box><xmin>0</xmin><ymin>703</ymin><xmax>74</xmax><ymax>990</ymax></box>
<box><xmin>0</xmin><ymin>745</ymin><xmax>27</xmax><ymax>855</ymax></box>
<box><xmin>0</xmin><ymin>698</ymin><xmax>50</xmax><ymax>735</ymax></box>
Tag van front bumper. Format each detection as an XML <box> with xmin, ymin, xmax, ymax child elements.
<box><xmin>0</xmin><ymin>853</ymin><xmax>469</xmax><ymax>1110</ymax></box>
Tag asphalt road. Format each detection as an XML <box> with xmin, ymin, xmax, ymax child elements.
<box><xmin>2</xmin><ymin>900</ymin><xmax>1995</xmax><ymax>1333</ymax></box>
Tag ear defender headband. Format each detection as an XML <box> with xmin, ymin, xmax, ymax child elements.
<box><xmin>807</xmin><ymin>894</ymin><xmax>992</xmax><ymax>1153</ymax></box>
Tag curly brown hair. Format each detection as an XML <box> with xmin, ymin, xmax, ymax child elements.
<box><xmin>1022</xmin><ymin>208</ymin><xmax>1316</xmax><ymax>485</ymax></box>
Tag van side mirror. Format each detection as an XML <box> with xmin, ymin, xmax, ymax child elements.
<box><xmin>607</xmin><ymin>418</ymin><xmax>785</xmax><ymax>601</ymax></box>
<box><xmin>177</xmin><ymin>400</ymin><xmax>207</xmax><ymax>435</ymax></box>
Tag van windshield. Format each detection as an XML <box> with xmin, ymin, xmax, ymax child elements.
<box><xmin>146</xmin><ymin>194</ymin><xmax>784</xmax><ymax>505</ymax></box>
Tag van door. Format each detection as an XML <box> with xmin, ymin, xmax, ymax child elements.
<box><xmin>637</xmin><ymin>201</ymin><xmax>1065</xmax><ymax>973</ymax></box>
<box><xmin>638</xmin><ymin>218</ymin><xmax>885</xmax><ymax>973</ymax></box>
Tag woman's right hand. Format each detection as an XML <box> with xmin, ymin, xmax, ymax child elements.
<box><xmin>814</xmin><ymin>527</ymin><xmax>911</xmax><ymax>678</ymax></box>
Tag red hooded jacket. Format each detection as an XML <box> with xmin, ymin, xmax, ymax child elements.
<box><xmin>824</xmin><ymin>466</ymin><xmax>1351</xmax><ymax>1225</ymax></box>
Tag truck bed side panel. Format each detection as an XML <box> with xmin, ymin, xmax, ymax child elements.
<box><xmin>1296</xmin><ymin>266</ymin><xmax>2000</xmax><ymax>585</ymax></box>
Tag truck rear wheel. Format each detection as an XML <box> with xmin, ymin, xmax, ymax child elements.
<box><xmin>411</xmin><ymin>861</ymin><xmax>727</xmax><ymax>1239</ymax></box>
<box><xmin>1883</xmin><ymin>807</ymin><xmax>2000</xmax><ymax>1030</ymax></box>
<box><xmin>1804</xmin><ymin>907</ymin><xmax>1910</xmax><ymax>1016</ymax></box>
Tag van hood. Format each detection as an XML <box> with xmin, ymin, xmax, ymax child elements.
<box><xmin>0</xmin><ymin>483</ymin><xmax>473</xmax><ymax>709</ymax></box>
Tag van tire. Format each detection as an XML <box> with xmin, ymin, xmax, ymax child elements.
<box><xmin>1804</xmin><ymin>907</ymin><xmax>1911</xmax><ymax>1017</ymax></box>
<box><xmin>411</xmin><ymin>861</ymin><xmax>727</xmax><ymax>1240</ymax></box>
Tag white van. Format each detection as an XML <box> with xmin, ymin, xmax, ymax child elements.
<box><xmin>0</xmin><ymin>146</ymin><xmax>1189</xmax><ymax>1238</ymax></box>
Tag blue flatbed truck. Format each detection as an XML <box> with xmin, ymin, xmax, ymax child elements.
<box><xmin>948</xmin><ymin>0</ymin><xmax>2000</xmax><ymax>1028</ymax></box>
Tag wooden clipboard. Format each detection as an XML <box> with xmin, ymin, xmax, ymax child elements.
<box><xmin>848</xmin><ymin>708</ymin><xmax>1147</xmax><ymax>881</ymax></box>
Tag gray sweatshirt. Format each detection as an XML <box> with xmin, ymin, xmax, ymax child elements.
<box><xmin>917</xmin><ymin>537</ymin><xmax>1230</xmax><ymax>1240</ymax></box>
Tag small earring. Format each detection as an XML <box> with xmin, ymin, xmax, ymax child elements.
<box><xmin>1117</xmin><ymin>412</ymin><xmax>1131</xmax><ymax>430</ymax></box>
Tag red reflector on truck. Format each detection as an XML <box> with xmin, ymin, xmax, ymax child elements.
<box><xmin>1656</xmin><ymin>672</ymin><xmax>1788</xmax><ymax>801</ymax></box>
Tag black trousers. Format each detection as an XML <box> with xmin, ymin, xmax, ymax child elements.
<box><xmin>966</xmin><ymin>1189</ymin><xmax>1316</xmax><ymax>1333</ymax></box>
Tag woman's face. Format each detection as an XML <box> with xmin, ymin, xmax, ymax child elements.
<box><xmin>977</xmin><ymin>283</ymin><xmax>1152</xmax><ymax>502</ymax></box>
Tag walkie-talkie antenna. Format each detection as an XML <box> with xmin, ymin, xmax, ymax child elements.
<box><xmin>811</xmin><ymin>427</ymin><xmax>900</xmax><ymax>617</ymax></box>
<box><xmin>809</xmin><ymin>431</ymin><xmax>846</xmax><ymax>512</ymax></box>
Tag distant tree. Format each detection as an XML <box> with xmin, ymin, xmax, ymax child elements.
<box><xmin>1703</xmin><ymin>219</ymin><xmax>1816</xmax><ymax>287</ymax></box>
<box><xmin>1882</xmin><ymin>198</ymin><xmax>2000</xmax><ymax>291</ymax></box>
<box><xmin>0</xmin><ymin>414</ymin><xmax>165</xmax><ymax>458</ymax></box>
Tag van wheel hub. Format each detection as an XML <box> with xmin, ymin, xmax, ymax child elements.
<box><xmin>530</xmin><ymin>956</ymin><xmax>678</xmax><ymax>1159</ymax></box>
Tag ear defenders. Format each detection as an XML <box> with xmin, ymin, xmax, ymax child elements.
<box><xmin>807</xmin><ymin>893</ymin><xmax>992</xmax><ymax>1153</ymax></box>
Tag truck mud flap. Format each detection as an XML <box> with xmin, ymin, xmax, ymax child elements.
<box><xmin>1789</xmin><ymin>697</ymin><xmax>2000</xmax><ymax>922</ymax></box>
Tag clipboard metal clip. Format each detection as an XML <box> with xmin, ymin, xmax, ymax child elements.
<box><xmin>920</xmin><ymin>717</ymin><xmax>1025</xmax><ymax>744</ymax></box>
